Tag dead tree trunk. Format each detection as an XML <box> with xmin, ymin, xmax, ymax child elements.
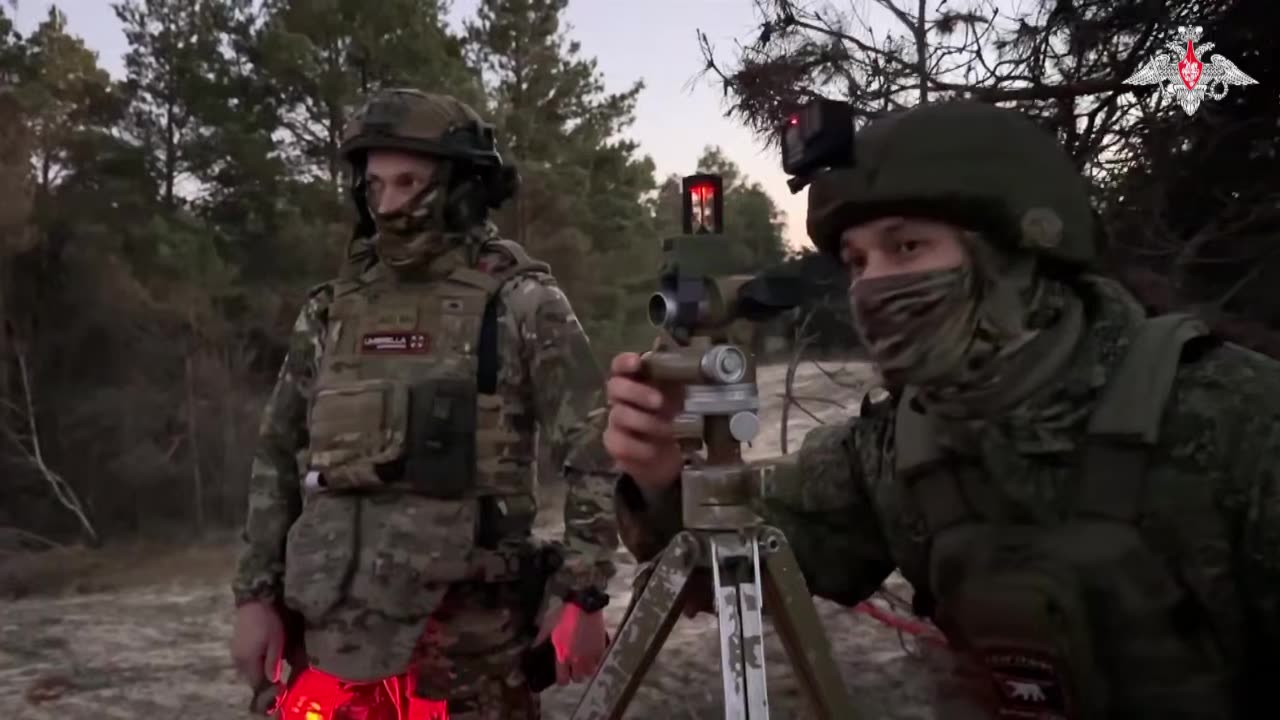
<box><xmin>2</xmin><ymin>347</ymin><xmax>99</xmax><ymax>545</ymax></box>
<box><xmin>185</xmin><ymin>353</ymin><xmax>205</xmax><ymax>533</ymax></box>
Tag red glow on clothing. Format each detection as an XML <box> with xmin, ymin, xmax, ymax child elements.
<box><xmin>274</xmin><ymin>667</ymin><xmax>449</xmax><ymax>720</ymax></box>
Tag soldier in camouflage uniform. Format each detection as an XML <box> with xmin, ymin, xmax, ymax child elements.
<box><xmin>228</xmin><ymin>88</ymin><xmax>618</xmax><ymax>719</ymax></box>
<box><xmin>603</xmin><ymin>101</ymin><xmax>1280</xmax><ymax>719</ymax></box>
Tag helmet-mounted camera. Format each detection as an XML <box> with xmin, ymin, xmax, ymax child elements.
<box><xmin>779</xmin><ymin>98</ymin><xmax>855</xmax><ymax>193</ymax></box>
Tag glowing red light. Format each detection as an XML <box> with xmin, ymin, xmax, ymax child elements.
<box><xmin>276</xmin><ymin>667</ymin><xmax>450</xmax><ymax>720</ymax></box>
<box><xmin>680</xmin><ymin>173</ymin><xmax>723</xmax><ymax>234</ymax></box>
<box><xmin>688</xmin><ymin>183</ymin><xmax>716</xmax><ymax>232</ymax></box>
<box><xmin>788</xmin><ymin>114</ymin><xmax>799</xmax><ymax>126</ymax></box>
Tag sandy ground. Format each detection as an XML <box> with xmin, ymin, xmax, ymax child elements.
<box><xmin>0</xmin><ymin>359</ymin><xmax>941</xmax><ymax>719</ymax></box>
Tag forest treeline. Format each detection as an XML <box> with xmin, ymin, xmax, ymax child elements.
<box><xmin>2</xmin><ymin>0</ymin><xmax>1276</xmax><ymax>545</ymax></box>
<box><xmin>0</xmin><ymin>0</ymin><xmax>802</xmax><ymax>543</ymax></box>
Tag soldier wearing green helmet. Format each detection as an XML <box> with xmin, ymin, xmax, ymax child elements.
<box><xmin>603</xmin><ymin>100</ymin><xmax>1280</xmax><ymax>718</ymax></box>
<box><xmin>228</xmin><ymin>88</ymin><xmax>619</xmax><ymax>719</ymax></box>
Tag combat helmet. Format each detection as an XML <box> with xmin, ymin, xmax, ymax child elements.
<box><xmin>804</xmin><ymin>101</ymin><xmax>1100</xmax><ymax>268</ymax></box>
<box><xmin>339</xmin><ymin>88</ymin><xmax>517</xmax><ymax>239</ymax></box>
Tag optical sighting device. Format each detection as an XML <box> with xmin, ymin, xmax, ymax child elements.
<box><xmin>569</xmin><ymin>171</ymin><xmax>859</xmax><ymax>720</ymax></box>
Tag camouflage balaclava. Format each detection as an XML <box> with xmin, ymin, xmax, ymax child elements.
<box><xmin>341</xmin><ymin>89</ymin><xmax>511</xmax><ymax>274</ymax></box>
<box><xmin>365</xmin><ymin>160</ymin><xmax>456</xmax><ymax>269</ymax></box>
<box><xmin>849</xmin><ymin>231</ymin><xmax>1084</xmax><ymax>420</ymax></box>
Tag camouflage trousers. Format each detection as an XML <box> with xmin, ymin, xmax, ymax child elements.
<box><xmin>438</xmin><ymin>676</ymin><xmax>539</xmax><ymax>720</ymax></box>
<box><xmin>258</xmin><ymin>581</ymin><xmax>542</xmax><ymax>720</ymax></box>
<box><xmin>415</xmin><ymin>581</ymin><xmax>541</xmax><ymax>720</ymax></box>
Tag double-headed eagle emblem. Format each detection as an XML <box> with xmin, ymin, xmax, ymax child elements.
<box><xmin>1124</xmin><ymin>25</ymin><xmax>1258</xmax><ymax>116</ymax></box>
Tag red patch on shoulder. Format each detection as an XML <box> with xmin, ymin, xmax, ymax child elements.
<box><xmin>361</xmin><ymin>332</ymin><xmax>431</xmax><ymax>354</ymax></box>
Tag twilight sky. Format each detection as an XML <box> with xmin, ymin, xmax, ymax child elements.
<box><xmin>13</xmin><ymin>0</ymin><xmax>828</xmax><ymax>248</ymax></box>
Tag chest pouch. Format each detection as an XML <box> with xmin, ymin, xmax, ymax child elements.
<box><xmin>394</xmin><ymin>377</ymin><xmax>477</xmax><ymax>500</ymax></box>
<box><xmin>898</xmin><ymin>314</ymin><xmax>1229</xmax><ymax>719</ymax></box>
<box><xmin>927</xmin><ymin>523</ymin><xmax>1109</xmax><ymax>720</ymax></box>
<box><xmin>305</xmin><ymin>378</ymin><xmax>409</xmax><ymax>491</ymax></box>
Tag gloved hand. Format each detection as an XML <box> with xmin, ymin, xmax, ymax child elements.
<box><xmin>536</xmin><ymin>601</ymin><xmax>609</xmax><ymax>685</ymax></box>
<box><xmin>230</xmin><ymin>600</ymin><xmax>286</xmax><ymax>689</ymax></box>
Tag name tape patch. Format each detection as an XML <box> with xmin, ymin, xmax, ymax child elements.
<box><xmin>361</xmin><ymin>332</ymin><xmax>431</xmax><ymax>354</ymax></box>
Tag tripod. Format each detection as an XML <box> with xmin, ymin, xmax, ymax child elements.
<box><xmin>570</xmin><ymin>339</ymin><xmax>858</xmax><ymax>720</ymax></box>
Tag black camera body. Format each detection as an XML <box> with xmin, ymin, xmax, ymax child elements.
<box><xmin>779</xmin><ymin>98</ymin><xmax>857</xmax><ymax>192</ymax></box>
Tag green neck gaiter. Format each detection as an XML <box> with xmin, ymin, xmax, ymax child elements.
<box><xmin>849</xmin><ymin>236</ymin><xmax>1085</xmax><ymax>420</ymax></box>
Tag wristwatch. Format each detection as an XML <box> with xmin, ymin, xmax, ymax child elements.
<box><xmin>564</xmin><ymin>587</ymin><xmax>610</xmax><ymax>614</ymax></box>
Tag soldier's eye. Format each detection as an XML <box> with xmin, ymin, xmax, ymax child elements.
<box><xmin>895</xmin><ymin>238</ymin><xmax>926</xmax><ymax>255</ymax></box>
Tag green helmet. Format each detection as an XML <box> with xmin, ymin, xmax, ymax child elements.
<box><xmin>339</xmin><ymin>88</ymin><xmax>516</xmax><ymax>237</ymax></box>
<box><xmin>806</xmin><ymin>101</ymin><xmax>1099</xmax><ymax>268</ymax></box>
<box><xmin>340</xmin><ymin>88</ymin><xmax>501</xmax><ymax>167</ymax></box>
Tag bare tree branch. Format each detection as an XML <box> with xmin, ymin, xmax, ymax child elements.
<box><xmin>0</xmin><ymin>526</ymin><xmax>64</xmax><ymax>551</ymax></box>
<box><xmin>779</xmin><ymin>308</ymin><xmax>817</xmax><ymax>454</ymax></box>
<box><xmin>808</xmin><ymin>359</ymin><xmax>866</xmax><ymax>390</ymax></box>
<box><xmin>2</xmin><ymin>347</ymin><xmax>99</xmax><ymax>545</ymax></box>
<box><xmin>779</xmin><ymin>393</ymin><xmax>848</xmax><ymax>407</ymax></box>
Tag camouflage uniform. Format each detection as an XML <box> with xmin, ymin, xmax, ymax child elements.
<box><xmin>231</xmin><ymin>89</ymin><xmax>617</xmax><ymax>719</ymax></box>
<box><xmin>615</xmin><ymin>102</ymin><xmax>1280</xmax><ymax>719</ymax></box>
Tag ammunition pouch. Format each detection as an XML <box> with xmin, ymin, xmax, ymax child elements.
<box><xmin>358</xmin><ymin>377</ymin><xmax>476</xmax><ymax>499</ymax></box>
<box><xmin>304</xmin><ymin>374</ymin><xmax>484</xmax><ymax>500</ymax></box>
<box><xmin>305</xmin><ymin>378</ymin><xmax>409</xmax><ymax>491</ymax></box>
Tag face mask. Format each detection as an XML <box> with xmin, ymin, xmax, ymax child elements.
<box><xmin>849</xmin><ymin>265</ymin><xmax>980</xmax><ymax>387</ymax></box>
<box><xmin>370</xmin><ymin>183</ymin><xmax>452</xmax><ymax>268</ymax></box>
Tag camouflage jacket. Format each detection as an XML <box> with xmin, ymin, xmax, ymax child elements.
<box><xmin>617</xmin><ymin>277</ymin><xmax>1280</xmax><ymax>715</ymax></box>
<box><xmin>232</xmin><ymin>240</ymin><xmax>618</xmax><ymax>606</ymax></box>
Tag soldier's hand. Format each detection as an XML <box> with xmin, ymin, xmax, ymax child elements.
<box><xmin>230</xmin><ymin>601</ymin><xmax>286</xmax><ymax>688</ymax></box>
<box><xmin>537</xmin><ymin>600</ymin><xmax>609</xmax><ymax>685</ymax></box>
<box><xmin>604</xmin><ymin>352</ymin><xmax>684</xmax><ymax>497</ymax></box>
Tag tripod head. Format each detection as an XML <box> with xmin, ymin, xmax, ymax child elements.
<box><xmin>639</xmin><ymin>174</ymin><xmax>803</xmax><ymax>531</ymax></box>
<box><xmin>570</xmin><ymin>154</ymin><xmax>858</xmax><ymax>720</ymax></box>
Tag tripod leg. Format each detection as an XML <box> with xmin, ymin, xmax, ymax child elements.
<box><xmin>757</xmin><ymin>526</ymin><xmax>860</xmax><ymax>720</ymax></box>
<box><xmin>570</xmin><ymin>532</ymin><xmax>701</xmax><ymax>720</ymax></box>
<box><xmin>710</xmin><ymin>533</ymin><xmax>770</xmax><ymax>719</ymax></box>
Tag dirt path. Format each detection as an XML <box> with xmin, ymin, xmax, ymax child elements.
<box><xmin>0</xmin><ymin>360</ymin><xmax>941</xmax><ymax>719</ymax></box>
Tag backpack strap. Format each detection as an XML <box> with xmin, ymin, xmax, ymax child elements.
<box><xmin>897</xmin><ymin>389</ymin><xmax>967</xmax><ymax>532</ymax></box>
<box><xmin>895</xmin><ymin>388</ymin><xmax>1012</xmax><ymax>533</ymax></box>
<box><xmin>457</xmin><ymin>239</ymin><xmax>552</xmax><ymax>395</ymax></box>
<box><xmin>1075</xmin><ymin>313</ymin><xmax>1211</xmax><ymax>520</ymax></box>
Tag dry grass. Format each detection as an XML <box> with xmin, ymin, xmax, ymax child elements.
<box><xmin>0</xmin><ymin>534</ymin><xmax>239</xmax><ymax>600</ymax></box>
<box><xmin>0</xmin><ymin>360</ymin><xmax>940</xmax><ymax>720</ymax></box>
